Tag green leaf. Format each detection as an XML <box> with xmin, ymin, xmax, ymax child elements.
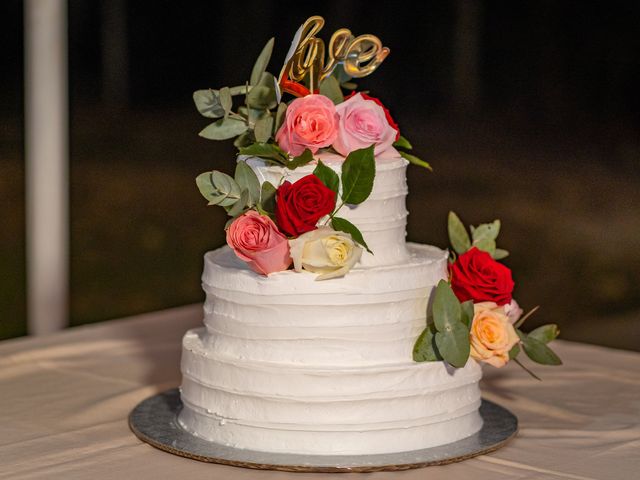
<box><xmin>226</xmin><ymin>189</ymin><xmax>249</xmax><ymax>217</ymax></box>
<box><xmin>393</xmin><ymin>135</ymin><xmax>412</xmax><ymax>150</ymax></box>
<box><xmin>193</xmin><ymin>89</ymin><xmax>225</xmax><ymax>118</ymax></box>
<box><xmin>229</xmin><ymin>85</ymin><xmax>252</xmax><ymax>96</ymax></box>
<box><xmin>313</xmin><ymin>160</ymin><xmax>340</xmax><ymax>193</ymax></box>
<box><xmin>399</xmin><ymin>151</ymin><xmax>432</xmax><ymax>171</ymax></box>
<box><xmin>509</xmin><ymin>343</ymin><xmax>521</xmax><ymax>360</ymax></box>
<box><xmin>247</xmin><ymin>85</ymin><xmax>277</xmax><ymax>109</ymax></box>
<box><xmin>331</xmin><ymin>217</ymin><xmax>372</xmax><ymax>253</ymax></box>
<box><xmin>494</xmin><ymin>248</ymin><xmax>510</xmax><ymax>260</ymax></box>
<box><xmin>435</xmin><ymin>321</ymin><xmax>471</xmax><ymax>368</ymax></box>
<box><xmin>250</xmin><ymin>38</ymin><xmax>274</xmax><ymax>86</ymax></box>
<box><xmin>319</xmin><ymin>76</ymin><xmax>344</xmax><ymax>104</ymax></box>
<box><xmin>528</xmin><ymin>324</ymin><xmax>560</xmax><ymax>344</ymax></box>
<box><xmin>233</xmin><ymin>131</ymin><xmax>253</xmax><ymax>148</ymax></box>
<box><xmin>341</xmin><ymin>145</ymin><xmax>376</xmax><ymax>205</ymax></box>
<box><xmin>239</xmin><ymin>142</ymin><xmax>288</xmax><ymax>165</ymax></box>
<box><xmin>472</xmin><ymin>236</ymin><xmax>496</xmax><ymax>257</ymax></box>
<box><xmin>413</xmin><ymin>326</ymin><xmax>442</xmax><ymax>362</ymax></box>
<box><xmin>432</xmin><ymin>280</ymin><xmax>462</xmax><ymax>334</ymax></box>
<box><xmin>274</xmin><ymin>102</ymin><xmax>287</xmax><ymax>132</ymax></box>
<box><xmin>234</xmin><ymin>161</ymin><xmax>261</xmax><ymax>206</ymax></box>
<box><xmin>219</xmin><ymin>87</ymin><xmax>232</xmax><ymax>117</ymax></box>
<box><xmin>472</xmin><ymin>220</ymin><xmax>501</xmax><ymax>242</ymax></box>
<box><xmin>460</xmin><ymin>300</ymin><xmax>474</xmax><ymax>330</ymax></box>
<box><xmin>448</xmin><ymin>211</ymin><xmax>472</xmax><ymax>255</ymax></box>
<box><xmin>199</xmin><ymin>117</ymin><xmax>248</xmax><ymax>140</ymax></box>
<box><xmin>521</xmin><ymin>335</ymin><xmax>562</xmax><ymax>365</ymax></box>
<box><xmin>210</xmin><ymin>171</ymin><xmax>242</xmax><ymax>206</ymax></box>
<box><xmin>259</xmin><ymin>181</ymin><xmax>277</xmax><ymax>214</ymax></box>
<box><xmin>514</xmin><ymin>305</ymin><xmax>540</xmax><ymax>329</ymax></box>
<box><xmin>332</xmin><ymin>64</ymin><xmax>352</xmax><ymax>84</ymax></box>
<box><xmin>286</xmin><ymin>148</ymin><xmax>314</xmax><ymax>170</ymax></box>
<box><xmin>257</xmin><ymin>71</ymin><xmax>276</xmax><ymax>89</ymax></box>
<box><xmin>253</xmin><ymin>114</ymin><xmax>274</xmax><ymax>143</ymax></box>
<box><xmin>195</xmin><ymin>172</ymin><xmax>217</xmax><ymax>202</ymax></box>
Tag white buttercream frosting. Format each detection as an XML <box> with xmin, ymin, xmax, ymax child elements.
<box><xmin>178</xmin><ymin>244</ymin><xmax>484</xmax><ymax>455</ymax></box>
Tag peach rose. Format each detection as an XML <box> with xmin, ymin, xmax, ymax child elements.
<box><xmin>332</xmin><ymin>93</ymin><xmax>398</xmax><ymax>156</ymax></box>
<box><xmin>469</xmin><ymin>302</ymin><xmax>520</xmax><ymax>368</ymax></box>
<box><xmin>275</xmin><ymin>94</ymin><xmax>339</xmax><ymax>156</ymax></box>
<box><xmin>226</xmin><ymin>211</ymin><xmax>292</xmax><ymax>275</ymax></box>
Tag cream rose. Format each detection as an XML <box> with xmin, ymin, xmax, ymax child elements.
<box><xmin>288</xmin><ymin>227</ymin><xmax>363</xmax><ymax>280</ymax></box>
<box><xmin>469</xmin><ymin>302</ymin><xmax>520</xmax><ymax>368</ymax></box>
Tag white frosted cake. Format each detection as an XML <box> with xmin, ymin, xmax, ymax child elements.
<box><xmin>178</xmin><ymin>155</ymin><xmax>484</xmax><ymax>455</ymax></box>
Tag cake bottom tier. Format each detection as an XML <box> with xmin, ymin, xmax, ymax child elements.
<box><xmin>178</xmin><ymin>329</ymin><xmax>483</xmax><ymax>455</ymax></box>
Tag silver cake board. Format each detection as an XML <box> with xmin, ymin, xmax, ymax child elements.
<box><xmin>129</xmin><ymin>388</ymin><xmax>518</xmax><ymax>473</ymax></box>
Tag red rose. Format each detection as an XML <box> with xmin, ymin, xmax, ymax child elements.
<box><xmin>450</xmin><ymin>247</ymin><xmax>514</xmax><ymax>306</ymax></box>
<box><xmin>275</xmin><ymin>174</ymin><xmax>336</xmax><ymax>237</ymax></box>
<box><xmin>345</xmin><ymin>92</ymin><xmax>400</xmax><ymax>141</ymax></box>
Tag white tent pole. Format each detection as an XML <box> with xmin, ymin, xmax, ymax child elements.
<box><xmin>25</xmin><ymin>0</ymin><xmax>69</xmax><ymax>335</ymax></box>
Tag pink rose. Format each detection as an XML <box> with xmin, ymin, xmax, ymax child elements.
<box><xmin>333</xmin><ymin>93</ymin><xmax>398</xmax><ymax>156</ymax></box>
<box><xmin>275</xmin><ymin>94</ymin><xmax>339</xmax><ymax>156</ymax></box>
<box><xmin>226</xmin><ymin>211</ymin><xmax>292</xmax><ymax>275</ymax></box>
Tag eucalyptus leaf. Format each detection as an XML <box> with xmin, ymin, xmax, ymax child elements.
<box><xmin>521</xmin><ymin>335</ymin><xmax>563</xmax><ymax>365</ymax></box>
<box><xmin>239</xmin><ymin>142</ymin><xmax>288</xmax><ymax>165</ymax></box>
<box><xmin>472</xmin><ymin>236</ymin><xmax>497</xmax><ymax>257</ymax></box>
<box><xmin>260</xmin><ymin>181</ymin><xmax>277</xmax><ymax>214</ymax></box>
<box><xmin>199</xmin><ymin>117</ymin><xmax>248</xmax><ymax>140</ymax></box>
<box><xmin>226</xmin><ymin>189</ymin><xmax>250</xmax><ymax>217</ymax></box>
<box><xmin>257</xmin><ymin>71</ymin><xmax>276</xmax><ymax>89</ymax></box>
<box><xmin>274</xmin><ymin>102</ymin><xmax>287</xmax><ymax>132</ymax></box>
<box><xmin>219</xmin><ymin>87</ymin><xmax>232</xmax><ymax>117</ymax></box>
<box><xmin>195</xmin><ymin>172</ymin><xmax>217</xmax><ymax>202</ymax></box>
<box><xmin>509</xmin><ymin>343</ymin><xmax>521</xmax><ymax>360</ymax></box>
<box><xmin>494</xmin><ymin>248</ymin><xmax>510</xmax><ymax>260</ymax></box>
<box><xmin>247</xmin><ymin>85</ymin><xmax>277</xmax><ymax>109</ymax></box>
<box><xmin>250</xmin><ymin>38</ymin><xmax>275</xmax><ymax>86</ymax></box>
<box><xmin>435</xmin><ymin>321</ymin><xmax>471</xmax><ymax>368</ymax></box>
<box><xmin>233</xmin><ymin>131</ymin><xmax>253</xmax><ymax>148</ymax></box>
<box><xmin>472</xmin><ymin>220</ymin><xmax>501</xmax><ymax>242</ymax></box>
<box><xmin>332</xmin><ymin>64</ymin><xmax>353</xmax><ymax>84</ymax></box>
<box><xmin>399</xmin><ymin>151</ymin><xmax>432</xmax><ymax>171</ymax></box>
<box><xmin>234</xmin><ymin>161</ymin><xmax>261</xmax><ymax>206</ymax></box>
<box><xmin>393</xmin><ymin>135</ymin><xmax>412</xmax><ymax>150</ymax></box>
<box><xmin>448</xmin><ymin>211</ymin><xmax>471</xmax><ymax>255</ymax></box>
<box><xmin>193</xmin><ymin>89</ymin><xmax>225</xmax><ymax>118</ymax></box>
<box><xmin>229</xmin><ymin>85</ymin><xmax>253</xmax><ymax>96</ymax></box>
<box><xmin>254</xmin><ymin>115</ymin><xmax>274</xmax><ymax>143</ymax></box>
<box><xmin>319</xmin><ymin>76</ymin><xmax>344</xmax><ymax>104</ymax></box>
<box><xmin>432</xmin><ymin>279</ymin><xmax>462</xmax><ymax>334</ymax></box>
<box><xmin>341</xmin><ymin>145</ymin><xmax>376</xmax><ymax>205</ymax></box>
<box><xmin>528</xmin><ymin>324</ymin><xmax>560</xmax><ymax>344</ymax></box>
<box><xmin>413</xmin><ymin>326</ymin><xmax>441</xmax><ymax>362</ymax></box>
<box><xmin>211</xmin><ymin>171</ymin><xmax>241</xmax><ymax>203</ymax></box>
<box><xmin>287</xmin><ymin>148</ymin><xmax>314</xmax><ymax>169</ymax></box>
<box><xmin>331</xmin><ymin>217</ymin><xmax>371</xmax><ymax>253</ymax></box>
<box><xmin>313</xmin><ymin>160</ymin><xmax>340</xmax><ymax>193</ymax></box>
<box><xmin>460</xmin><ymin>300</ymin><xmax>474</xmax><ymax>330</ymax></box>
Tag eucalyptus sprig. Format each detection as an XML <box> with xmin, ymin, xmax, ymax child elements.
<box><xmin>448</xmin><ymin>211</ymin><xmax>509</xmax><ymax>260</ymax></box>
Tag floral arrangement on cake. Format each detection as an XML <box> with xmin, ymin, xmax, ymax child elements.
<box><xmin>413</xmin><ymin>212</ymin><xmax>562</xmax><ymax>378</ymax></box>
<box><xmin>194</xmin><ymin>16</ymin><xmax>429</xmax><ymax>280</ymax></box>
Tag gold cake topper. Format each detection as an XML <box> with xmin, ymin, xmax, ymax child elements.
<box><xmin>278</xmin><ymin>16</ymin><xmax>390</xmax><ymax>96</ymax></box>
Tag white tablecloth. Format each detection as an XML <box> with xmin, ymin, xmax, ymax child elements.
<box><xmin>1</xmin><ymin>305</ymin><xmax>638</xmax><ymax>479</ymax></box>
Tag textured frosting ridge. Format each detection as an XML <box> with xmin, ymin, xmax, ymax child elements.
<box><xmin>179</xmin><ymin>244</ymin><xmax>484</xmax><ymax>455</ymax></box>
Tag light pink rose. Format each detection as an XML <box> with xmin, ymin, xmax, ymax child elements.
<box><xmin>504</xmin><ymin>299</ymin><xmax>523</xmax><ymax>324</ymax></box>
<box><xmin>333</xmin><ymin>93</ymin><xmax>398</xmax><ymax>156</ymax></box>
<box><xmin>226</xmin><ymin>211</ymin><xmax>292</xmax><ymax>275</ymax></box>
<box><xmin>275</xmin><ymin>94</ymin><xmax>339</xmax><ymax>156</ymax></box>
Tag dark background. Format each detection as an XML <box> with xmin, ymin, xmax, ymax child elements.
<box><xmin>1</xmin><ymin>0</ymin><xmax>639</xmax><ymax>349</ymax></box>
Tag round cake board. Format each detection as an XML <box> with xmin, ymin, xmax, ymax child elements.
<box><xmin>129</xmin><ymin>388</ymin><xmax>517</xmax><ymax>473</ymax></box>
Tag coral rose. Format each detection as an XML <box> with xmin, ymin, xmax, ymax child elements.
<box><xmin>333</xmin><ymin>92</ymin><xmax>398</xmax><ymax>156</ymax></box>
<box><xmin>289</xmin><ymin>226</ymin><xmax>363</xmax><ymax>280</ymax></box>
<box><xmin>275</xmin><ymin>94</ymin><xmax>339</xmax><ymax>156</ymax></box>
<box><xmin>226</xmin><ymin>210</ymin><xmax>291</xmax><ymax>275</ymax></box>
<box><xmin>275</xmin><ymin>174</ymin><xmax>336</xmax><ymax>237</ymax></box>
<box><xmin>469</xmin><ymin>302</ymin><xmax>520</xmax><ymax>368</ymax></box>
<box><xmin>450</xmin><ymin>247</ymin><xmax>514</xmax><ymax>306</ymax></box>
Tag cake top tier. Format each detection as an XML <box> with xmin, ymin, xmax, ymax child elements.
<box><xmin>193</xmin><ymin>15</ymin><xmax>430</xmax><ymax>280</ymax></box>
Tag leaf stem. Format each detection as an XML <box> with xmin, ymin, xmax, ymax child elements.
<box><xmin>513</xmin><ymin>357</ymin><xmax>542</xmax><ymax>381</ymax></box>
<box><xmin>514</xmin><ymin>305</ymin><xmax>540</xmax><ymax>329</ymax></box>
<box><xmin>325</xmin><ymin>199</ymin><xmax>346</xmax><ymax>225</ymax></box>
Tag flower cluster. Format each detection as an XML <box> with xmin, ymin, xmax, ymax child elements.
<box><xmin>414</xmin><ymin>212</ymin><xmax>562</xmax><ymax>378</ymax></box>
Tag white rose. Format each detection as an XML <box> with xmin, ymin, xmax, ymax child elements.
<box><xmin>289</xmin><ymin>227</ymin><xmax>363</xmax><ymax>280</ymax></box>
